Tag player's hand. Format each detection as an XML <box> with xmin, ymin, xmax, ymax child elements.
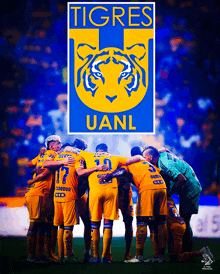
<box><xmin>39</xmin><ymin>147</ymin><xmax>47</xmax><ymax>156</ymax></box>
<box><xmin>96</xmin><ymin>164</ymin><xmax>108</xmax><ymax>171</ymax></box>
<box><xmin>99</xmin><ymin>174</ymin><xmax>109</xmax><ymax>183</ymax></box>
<box><xmin>62</xmin><ymin>156</ymin><xmax>75</xmax><ymax>166</ymax></box>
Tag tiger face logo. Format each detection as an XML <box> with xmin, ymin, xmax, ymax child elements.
<box><xmin>75</xmin><ymin>44</ymin><xmax>148</xmax><ymax>113</ymax></box>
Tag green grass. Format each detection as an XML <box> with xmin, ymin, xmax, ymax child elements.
<box><xmin>0</xmin><ymin>236</ymin><xmax>220</xmax><ymax>274</ymax></box>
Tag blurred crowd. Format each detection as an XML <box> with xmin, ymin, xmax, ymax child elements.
<box><xmin>0</xmin><ymin>0</ymin><xmax>219</xmax><ymax>200</ymax></box>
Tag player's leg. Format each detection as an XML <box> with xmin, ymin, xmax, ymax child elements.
<box><xmin>78</xmin><ymin>193</ymin><xmax>91</xmax><ymax>263</ymax></box>
<box><xmin>179</xmin><ymin>194</ymin><xmax>200</xmax><ymax>253</ymax></box>
<box><xmin>54</xmin><ymin>201</ymin><xmax>64</xmax><ymax>260</ymax></box>
<box><xmin>89</xmin><ymin>188</ymin><xmax>103</xmax><ymax>262</ymax></box>
<box><xmin>57</xmin><ymin>225</ymin><xmax>64</xmax><ymax>259</ymax></box>
<box><xmin>26</xmin><ymin>220</ymin><xmax>41</xmax><ymax>261</ymax></box>
<box><xmin>149</xmin><ymin>218</ymin><xmax>159</xmax><ymax>256</ymax></box>
<box><xmin>154</xmin><ymin>215</ymin><xmax>168</xmax><ymax>257</ymax></box>
<box><xmin>180</xmin><ymin>212</ymin><xmax>193</xmax><ymax>253</ymax></box>
<box><xmin>154</xmin><ymin>189</ymin><xmax>168</xmax><ymax>259</ymax></box>
<box><xmin>126</xmin><ymin>190</ymin><xmax>151</xmax><ymax>263</ymax></box>
<box><xmin>123</xmin><ymin>215</ymin><xmax>133</xmax><ymax>261</ymax></box>
<box><xmin>26</xmin><ymin>195</ymin><xmax>44</xmax><ymax>262</ymax></box>
<box><xmin>120</xmin><ymin>187</ymin><xmax>134</xmax><ymax>261</ymax></box>
<box><xmin>63</xmin><ymin>199</ymin><xmax>79</xmax><ymax>261</ymax></box>
<box><xmin>101</xmin><ymin>187</ymin><xmax>119</xmax><ymax>263</ymax></box>
<box><xmin>51</xmin><ymin>225</ymin><xmax>58</xmax><ymax>260</ymax></box>
<box><xmin>44</xmin><ymin>193</ymin><xmax>58</xmax><ymax>260</ymax></box>
<box><xmin>101</xmin><ymin>219</ymin><xmax>113</xmax><ymax>263</ymax></box>
<box><xmin>168</xmin><ymin>222</ymin><xmax>186</xmax><ymax>262</ymax></box>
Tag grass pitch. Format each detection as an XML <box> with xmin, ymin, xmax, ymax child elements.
<box><xmin>0</xmin><ymin>236</ymin><xmax>219</xmax><ymax>274</ymax></box>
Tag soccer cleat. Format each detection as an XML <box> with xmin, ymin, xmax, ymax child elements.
<box><xmin>83</xmin><ymin>253</ymin><xmax>91</xmax><ymax>263</ymax></box>
<box><xmin>200</xmin><ymin>246</ymin><xmax>215</xmax><ymax>262</ymax></box>
<box><xmin>108</xmin><ymin>253</ymin><xmax>113</xmax><ymax>263</ymax></box>
<box><xmin>63</xmin><ymin>257</ymin><xmax>77</xmax><ymax>264</ymax></box>
<box><xmin>144</xmin><ymin>255</ymin><xmax>165</xmax><ymax>263</ymax></box>
<box><xmin>100</xmin><ymin>257</ymin><xmax>111</xmax><ymax>264</ymax></box>
<box><xmin>51</xmin><ymin>253</ymin><xmax>59</xmax><ymax>261</ymax></box>
<box><xmin>89</xmin><ymin>257</ymin><xmax>100</xmax><ymax>263</ymax></box>
<box><xmin>34</xmin><ymin>257</ymin><xmax>49</xmax><ymax>264</ymax></box>
<box><xmin>27</xmin><ymin>257</ymin><xmax>37</xmax><ymax>263</ymax></box>
<box><xmin>124</xmin><ymin>255</ymin><xmax>144</xmax><ymax>263</ymax></box>
<box><xmin>124</xmin><ymin>255</ymin><xmax>131</xmax><ymax>261</ymax></box>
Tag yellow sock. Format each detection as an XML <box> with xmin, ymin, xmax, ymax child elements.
<box><xmin>58</xmin><ymin>227</ymin><xmax>64</xmax><ymax>258</ymax></box>
<box><xmin>102</xmin><ymin>228</ymin><xmax>112</xmax><ymax>258</ymax></box>
<box><xmin>63</xmin><ymin>229</ymin><xmax>73</xmax><ymax>259</ymax></box>
<box><xmin>136</xmin><ymin>225</ymin><xmax>147</xmax><ymax>257</ymax></box>
<box><xmin>91</xmin><ymin>222</ymin><xmax>100</xmax><ymax>258</ymax></box>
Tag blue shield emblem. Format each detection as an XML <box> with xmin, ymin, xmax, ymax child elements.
<box><xmin>68</xmin><ymin>2</ymin><xmax>155</xmax><ymax>133</ymax></box>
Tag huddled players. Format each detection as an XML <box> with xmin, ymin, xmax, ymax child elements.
<box><xmin>25</xmin><ymin>137</ymin><xmax>214</xmax><ymax>264</ymax></box>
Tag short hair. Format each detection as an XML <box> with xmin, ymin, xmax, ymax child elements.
<box><xmin>45</xmin><ymin>135</ymin><xmax>61</xmax><ymax>150</ymax></box>
<box><xmin>72</xmin><ymin>138</ymin><xmax>88</xmax><ymax>150</ymax></box>
<box><xmin>61</xmin><ymin>143</ymin><xmax>71</xmax><ymax>149</ymax></box>
<box><xmin>142</xmin><ymin>146</ymin><xmax>160</xmax><ymax>158</ymax></box>
<box><xmin>96</xmin><ymin>143</ymin><xmax>108</xmax><ymax>152</ymax></box>
<box><xmin>130</xmin><ymin>146</ymin><xmax>143</xmax><ymax>156</ymax></box>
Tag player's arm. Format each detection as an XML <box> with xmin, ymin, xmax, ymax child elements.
<box><xmin>43</xmin><ymin>157</ymin><xmax>75</xmax><ymax>169</ymax></box>
<box><xmin>99</xmin><ymin>168</ymin><xmax>131</xmax><ymax>183</ymax></box>
<box><xmin>169</xmin><ymin>174</ymin><xmax>188</xmax><ymax>196</ymax></box>
<box><xmin>27</xmin><ymin>169</ymin><xmax>52</xmax><ymax>187</ymax></box>
<box><xmin>76</xmin><ymin>164</ymin><xmax>109</xmax><ymax>177</ymax></box>
<box><xmin>125</xmin><ymin>155</ymin><xmax>145</xmax><ymax>165</ymax></box>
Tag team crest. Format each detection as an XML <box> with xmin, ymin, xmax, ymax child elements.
<box><xmin>68</xmin><ymin>2</ymin><xmax>155</xmax><ymax>133</ymax></box>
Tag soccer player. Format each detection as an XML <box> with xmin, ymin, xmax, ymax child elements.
<box><xmin>75</xmin><ymin>143</ymin><xmax>145</xmax><ymax>263</ymax></box>
<box><xmin>143</xmin><ymin>146</ymin><xmax>202</xmax><ymax>253</ymax></box>
<box><xmin>99</xmin><ymin>146</ymin><xmax>168</xmax><ymax>263</ymax></box>
<box><xmin>43</xmin><ymin>144</ymin><xmax>84</xmax><ymax>263</ymax></box>
<box><xmin>147</xmin><ymin>194</ymin><xmax>214</xmax><ymax>263</ymax></box>
<box><xmin>72</xmin><ymin>138</ymin><xmax>91</xmax><ymax>263</ymax></box>
<box><xmin>25</xmin><ymin>135</ymin><xmax>62</xmax><ymax>263</ymax></box>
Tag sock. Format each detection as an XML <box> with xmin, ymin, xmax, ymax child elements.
<box><xmin>177</xmin><ymin>251</ymin><xmax>201</xmax><ymax>262</ymax></box>
<box><xmin>136</xmin><ymin>223</ymin><xmax>147</xmax><ymax>257</ymax></box>
<box><xmin>81</xmin><ymin>216</ymin><xmax>91</xmax><ymax>252</ymax></box>
<box><xmin>91</xmin><ymin>221</ymin><xmax>100</xmax><ymax>258</ymax></box>
<box><xmin>157</xmin><ymin>222</ymin><xmax>168</xmax><ymax>255</ymax></box>
<box><xmin>44</xmin><ymin>223</ymin><xmax>53</xmax><ymax>258</ymax></box>
<box><xmin>58</xmin><ymin>227</ymin><xmax>64</xmax><ymax>258</ymax></box>
<box><xmin>63</xmin><ymin>226</ymin><xmax>73</xmax><ymax>259</ymax></box>
<box><xmin>36</xmin><ymin>223</ymin><xmax>45</xmax><ymax>258</ymax></box>
<box><xmin>125</xmin><ymin>225</ymin><xmax>133</xmax><ymax>258</ymax></box>
<box><xmin>51</xmin><ymin>225</ymin><xmax>58</xmax><ymax>257</ymax></box>
<box><xmin>102</xmin><ymin>220</ymin><xmax>113</xmax><ymax>258</ymax></box>
<box><xmin>27</xmin><ymin>221</ymin><xmax>39</xmax><ymax>259</ymax></box>
<box><xmin>149</xmin><ymin>220</ymin><xmax>159</xmax><ymax>255</ymax></box>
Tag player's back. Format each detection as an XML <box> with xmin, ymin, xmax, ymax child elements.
<box><xmin>159</xmin><ymin>152</ymin><xmax>202</xmax><ymax>198</ymax></box>
<box><xmin>54</xmin><ymin>151</ymin><xmax>81</xmax><ymax>202</ymax></box>
<box><xmin>80</xmin><ymin>150</ymin><xmax>127</xmax><ymax>188</ymax></box>
<box><xmin>126</xmin><ymin>160</ymin><xmax>166</xmax><ymax>193</ymax></box>
<box><xmin>25</xmin><ymin>150</ymin><xmax>56</xmax><ymax>197</ymax></box>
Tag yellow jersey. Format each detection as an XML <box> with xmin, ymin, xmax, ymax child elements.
<box><xmin>54</xmin><ymin>151</ymin><xmax>82</xmax><ymax>202</ymax></box>
<box><xmin>25</xmin><ymin>150</ymin><xmax>56</xmax><ymax>197</ymax></box>
<box><xmin>125</xmin><ymin>160</ymin><xmax>166</xmax><ymax>193</ymax></box>
<box><xmin>77</xmin><ymin>150</ymin><xmax>127</xmax><ymax>189</ymax></box>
